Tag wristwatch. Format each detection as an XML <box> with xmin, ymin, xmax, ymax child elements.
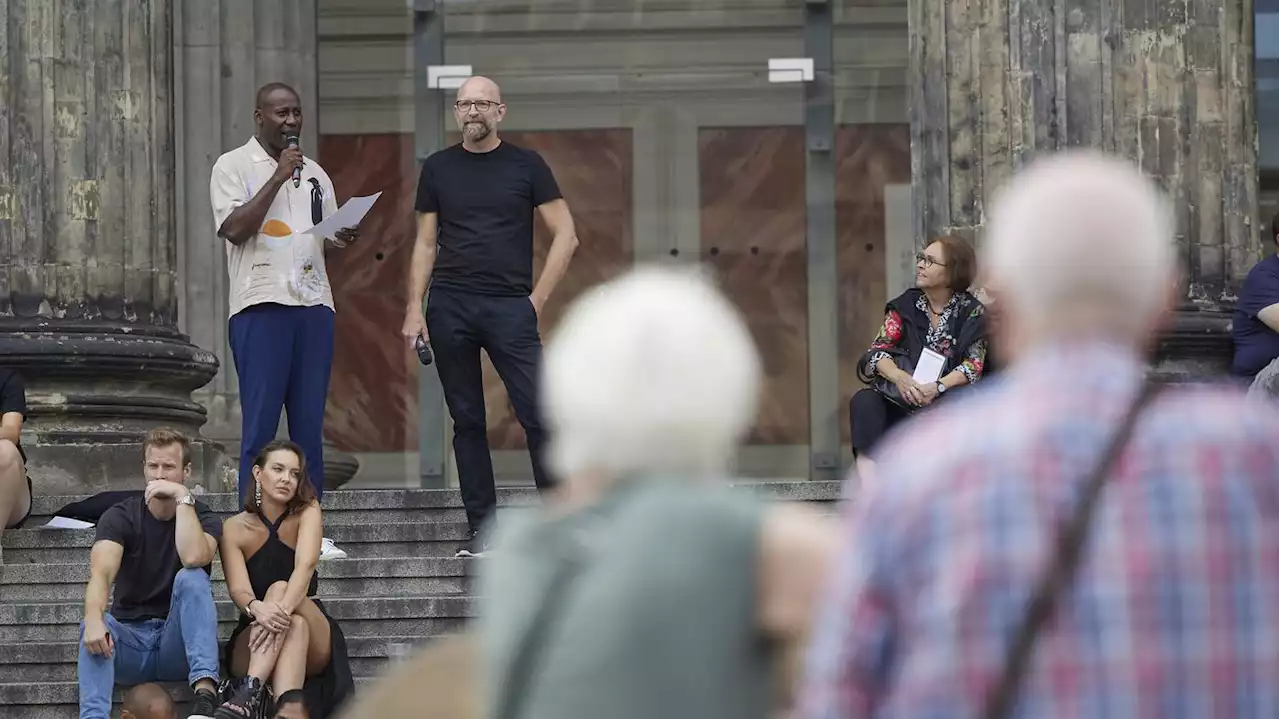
<box><xmin>936</xmin><ymin>381</ymin><xmax>947</xmax><ymax>394</ymax></box>
<box><xmin>178</xmin><ymin>493</ymin><xmax>196</xmax><ymax>507</ymax></box>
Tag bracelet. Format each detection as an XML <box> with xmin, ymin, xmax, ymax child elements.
<box><xmin>244</xmin><ymin>599</ymin><xmax>257</xmax><ymax>616</ymax></box>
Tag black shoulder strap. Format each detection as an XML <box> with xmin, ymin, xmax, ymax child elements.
<box><xmin>982</xmin><ymin>380</ymin><xmax>1162</xmax><ymax>719</ymax></box>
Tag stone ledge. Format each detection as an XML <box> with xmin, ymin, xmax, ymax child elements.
<box><xmin>0</xmin><ymin>633</ymin><xmax>450</xmax><ymax>666</ymax></box>
<box><xmin>0</xmin><ymin>678</ymin><xmax>373</xmax><ymax>709</ymax></box>
<box><xmin>0</xmin><ymin>615</ymin><xmax>467</xmax><ymax>645</ymax></box>
<box><xmin>2</xmin><ymin>521</ymin><xmax>473</xmax><ymax>549</ymax></box>
<box><xmin>27</xmin><ymin>479</ymin><xmax>847</xmax><ymax>515</ymax></box>
<box><xmin>0</xmin><ymin>575</ymin><xmax>469</xmax><ymax>604</ymax></box>
<box><xmin>0</xmin><ymin>557</ymin><xmax>471</xmax><ymax>585</ymax></box>
<box><xmin>0</xmin><ymin>595</ymin><xmax>475</xmax><ymax>627</ymax></box>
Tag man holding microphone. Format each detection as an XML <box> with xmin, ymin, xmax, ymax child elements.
<box><xmin>210</xmin><ymin>82</ymin><xmax>358</xmax><ymax>560</ymax></box>
<box><xmin>402</xmin><ymin>76</ymin><xmax>578</xmax><ymax>558</ymax></box>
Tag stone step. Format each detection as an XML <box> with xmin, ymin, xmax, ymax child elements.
<box><xmin>0</xmin><ymin>678</ymin><xmax>376</xmax><ymax>719</ymax></box>
<box><xmin>1</xmin><ymin>521</ymin><xmax>476</xmax><ymax>564</ymax></box>
<box><xmin>0</xmin><ymin>634</ymin><xmax>445</xmax><ymax>683</ymax></box>
<box><xmin>0</xmin><ymin>596</ymin><xmax>473</xmax><ymax>643</ymax></box>
<box><xmin>0</xmin><ymin>558</ymin><xmax>473</xmax><ymax>602</ymax></box>
<box><xmin>25</xmin><ymin>481</ymin><xmax>843</xmax><ymax>524</ymax></box>
<box><xmin>24</xmin><ymin>481</ymin><xmax>542</xmax><ymax>519</ymax></box>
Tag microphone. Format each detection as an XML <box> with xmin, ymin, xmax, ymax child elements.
<box><xmin>286</xmin><ymin>133</ymin><xmax>301</xmax><ymax>188</ymax></box>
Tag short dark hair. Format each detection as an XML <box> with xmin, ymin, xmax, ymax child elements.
<box><xmin>243</xmin><ymin>439</ymin><xmax>317</xmax><ymax>515</ymax></box>
<box><xmin>143</xmin><ymin>428</ymin><xmax>191</xmax><ymax>467</ymax></box>
<box><xmin>931</xmin><ymin>234</ymin><xmax>977</xmax><ymax>291</ymax></box>
<box><xmin>273</xmin><ymin>689</ymin><xmax>309</xmax><ymax>718</ymax></box>
<box><xmin>255</xmin><ymin>82</ymin><xmax>300</xmax><ymax>111</ymax></box>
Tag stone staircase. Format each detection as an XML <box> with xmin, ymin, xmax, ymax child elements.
<box><xmin>0</xmin><ymin>481</ymin><xmax>843</xmax><ymax>717</ymax></box>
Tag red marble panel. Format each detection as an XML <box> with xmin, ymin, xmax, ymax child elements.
<box><xmin>318</xmin><ymin>134</ymin><xmax>420</xmax><ymax>452</ymax></box>
<box><xmin>835</xmin><ymin>125</ymin><xmax>912</xmax><ymax>442</ymax></box>
<box><xmin>319</xmin><ymin>130</ymin><xmax>633</xmax><ymax>453</ymax></box>
<box><xmin>698</xmin><ymin>125</ymin><xmax>911</xmax><ymax>446</ymax></box>
<box><xmin>699</xmin><ymin>127</ymin><xmax>809</xmax><ymax>445</ymax></box>
<box><xmin>470</xmin><ymin>130</ymin><xmax>633</xmax><ymax>450</ymax></box>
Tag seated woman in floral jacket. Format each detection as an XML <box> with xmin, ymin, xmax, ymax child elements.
<box><xmin>850</xmin><ymin>235</ymin><xmax>988</xmax><ymax>481</ymax></box>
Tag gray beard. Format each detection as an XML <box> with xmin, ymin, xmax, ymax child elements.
<box><xmin>463</xmin><ymin>122</ymin><xmax>491</xmax><ymax>140</ymax></box>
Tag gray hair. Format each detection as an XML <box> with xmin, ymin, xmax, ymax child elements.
<box><xmin>984</xmin><ymin>150</ymin><xmax>1177</xmax><ymax>341</ymax></box>
<box><xmin>542</xmin><ymin>266</ymin><xmax>761</xmax><ymax>485</ymax></box>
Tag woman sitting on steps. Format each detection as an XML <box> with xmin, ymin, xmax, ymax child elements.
<box><xmin>216</xmin><ymin>440</ymin><xmax>353</xmax><ymax>719</ymax></box>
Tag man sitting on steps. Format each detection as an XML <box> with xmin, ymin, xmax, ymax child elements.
<box><xmin>77</xmin><ymin>428</ymin><xmax>225</xmax><ymax>719</ymax></box>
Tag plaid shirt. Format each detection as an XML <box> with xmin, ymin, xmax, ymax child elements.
<box><xmin>801</xmin><ymin>343</ymin><xmax>1279</xmax><ymax>719</ymax></box>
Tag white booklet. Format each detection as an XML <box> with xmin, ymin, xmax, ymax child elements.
<box><xmin>42</xmin><ymin>516</ymin><xmax>95</xmax><ymax>529</ymax></box>
<box><xmin>912</xmin><ymin>347</ymin><xmax>947</xmax><ymax>384</ymax></box>
<box><xmin>304</xmin><ymin>191</ymin><xmax>383</xmax><ymax>238</ymax></box>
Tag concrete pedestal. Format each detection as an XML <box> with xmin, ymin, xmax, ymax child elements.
<box><xmin>0</xmin><ymin>0</ymin><xmax>221</xmax><ymax>491</ymax></box>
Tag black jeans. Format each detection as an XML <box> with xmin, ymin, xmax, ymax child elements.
<box><xmin>850</xmin><ymin>384</ymin><xmax>972</xmax><ymax>457</ymax></box>
<box><xmin>849</xmin><ymin>388</ymin><xmax>911</xmax><ymax>457</ymax></box>
<box><xmin>426</xmin><ymin>288</ymin><xmax>553</xmax><ymax>530</ymax></box>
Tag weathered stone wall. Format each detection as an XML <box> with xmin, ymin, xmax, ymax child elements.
<box><xmin>910</xmin><ymin>0</ymin><xmax>1259</xmax><ymax>300</ymax></box>
<box><xmin>1</xmin><ymin>0</ymin><xmax>180</xmax><ymax>321</ymax></box>
<box><xmin>0</xmin><ymin>0</ymin><xmax>220</xmax><ymax>492</ymax></box>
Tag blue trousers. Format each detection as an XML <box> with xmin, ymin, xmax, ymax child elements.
<box><xmin>229</xmin><ymin>302</ymin><xmax>334</xmax><ymax>501</ymax></box>
<box><xmin>77</xmin><ymin>568</ymin><xmax>220</xmax><ymax>719</ymax></box>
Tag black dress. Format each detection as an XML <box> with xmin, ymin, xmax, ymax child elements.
<box><xmin>222</xmin><ymin>512</ymin><xmax>355</xmax><ymax>718</ymax></box>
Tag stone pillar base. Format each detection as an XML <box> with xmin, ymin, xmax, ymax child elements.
<box><xmin>25</xmin><ymin>435</ymin><xmax>228</xmax><ymax>495</ymax></box>
<box><xmin>0</xmin><ymin>320</ymin><xmax>224</xmax><ymax>494</ymax></box>
<box><xmin>1151</xmin><ymin>306</ymin><xmax>1235</xmax><ymax>382</ymax></box>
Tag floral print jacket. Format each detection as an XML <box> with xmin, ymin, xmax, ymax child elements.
<box><xmin>860</xmin><ymin>291</ymin><xmax>988</xmax><ymax>385</ymax></box>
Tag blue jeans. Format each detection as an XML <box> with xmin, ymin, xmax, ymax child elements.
<box><xmin>77</xmin><ymin>568</ymin><xmax>220</xmax><ymax>719</ymax></box>
<box><xmin>229</xmin><ymin>302</ymin><xmax>335</xmax><ymax>502</ymax></box>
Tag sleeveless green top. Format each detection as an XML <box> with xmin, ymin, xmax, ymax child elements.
<box><xmin>477</xmin><ymin>479</ymin><xmax>774</xmax><ymax>719</ymax></box>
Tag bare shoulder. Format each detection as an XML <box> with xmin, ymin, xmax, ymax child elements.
<box><xmin>223</xmin><ymin>512</ymin><xmax>259</xmax><ymax>542</ymax></box>
<box><xmin>298</xmin><ymin>501</ymin><xmax>323</xmax><ymax>526</ymax></box>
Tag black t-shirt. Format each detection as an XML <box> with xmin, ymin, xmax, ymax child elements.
<box><xmin>0</xmin><ymin>369</ymin><xmax>26</xmax><ymax>462</ymax></box>
<box><xmin>414</xmin><ymin>142</ymin><xmax>563</xmax><ymax>297</ymax></box>
<box><xmin>94</xmin><ymin>495</ymin><xmax>222</xmax><ymax>621</ymax></box>
<box><xmin>1231</xmin><ymin>253</ymin><xmax>1279</xmax><ymax>377</ymax></box>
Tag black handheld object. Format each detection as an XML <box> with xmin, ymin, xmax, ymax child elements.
<box><xmin>285</xmin><ymin>133</ymin><xmax>301</xmax><ymax>188</ymax></box>
<box><xmin>414</xmin><ymin>334</ymin><xmax>434</xmax><ymax>366</ymax></box>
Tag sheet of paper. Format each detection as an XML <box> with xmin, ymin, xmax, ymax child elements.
<box><xmin>304</xmin><ymin>191</ymin><xmax>383</xmax><ymax>238</ymax></box>
<box><xmin>912</xmin><ymin>347</ymin><xmax>946</xmax><ymax>384</ymax></box>
<box><xmin>43</xmin><ymin>516</ymin><xmax>95</xmax><ymax>529</ymax></box>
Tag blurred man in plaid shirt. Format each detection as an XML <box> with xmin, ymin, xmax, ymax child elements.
<box><xmin>800</xmin><ymin>152</ymin><xmax>1279</xmax><ymax>718</ymax></box>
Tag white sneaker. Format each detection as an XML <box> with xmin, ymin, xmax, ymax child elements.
<box><xmin>319</xmin><ymin>537</ymin><xmax>347</xmax><ymax>560</ymax></box>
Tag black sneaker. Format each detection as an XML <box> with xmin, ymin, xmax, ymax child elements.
<box><xmin>455</xmin><ymin>528</ymin><xmax>490</xmax><ymax>558</ymax></box>
<box><xmin>213</xmin><ymin>677</ymin><xmax>263</xmax><ymax>719</ymax></box>
<box><xmin>188</xmin><ymin>688</ymin><xmax>221</xmax><ymax>719</ymax></box>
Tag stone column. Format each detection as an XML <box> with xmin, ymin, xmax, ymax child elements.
<box><xmin>909</xmin><ymin>0</ymin><xmax>1258</xmax><ymax>377</ymax></box>
<box><xmin>174</xmin><ymin>0</ymin><xmax>319</xmax><ymax>455</ymax></box>
<box><xmin>0</xmin><ymin>0</ymin><xmax>221</xmax><ymax>492</ymax></box>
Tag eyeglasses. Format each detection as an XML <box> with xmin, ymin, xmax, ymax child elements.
<box><xmin>453</xmin><ymin>100</ymin><xmax>498</xmax><ymax>112</ymax></box>
<box><xmin>915</xmin><ymin>252</ymin><xmax>948</xmax><ymax>268</ymax></box>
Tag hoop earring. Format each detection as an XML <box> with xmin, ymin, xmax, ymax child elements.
<box><xmin>254</xmin><ymin>481</ymin><xmax>261</xmax><ymax>505</ymax></box>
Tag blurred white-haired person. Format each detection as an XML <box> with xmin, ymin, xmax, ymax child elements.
<box><xmin>475</xmin><ymin>265</ymin><xmax>839</xmax><ymax>719</ymax></box>
<box><xmin>800</xmin><ymin>151</ymin><xmax>1278</xmax><ymax>718</ymax></box>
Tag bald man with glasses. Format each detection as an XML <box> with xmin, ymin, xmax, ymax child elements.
<box><xmin>402</xmin><ymin>76</ymin><xmax>579</xmax><ymax>558</ymax></box>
